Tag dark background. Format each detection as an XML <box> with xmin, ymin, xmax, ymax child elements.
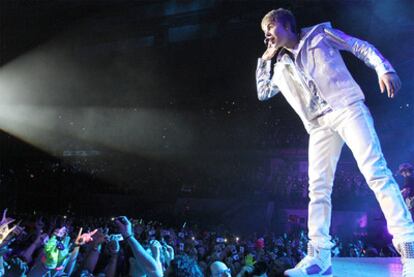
<box><xmin>0</xmin><ymin>0</ymin><xmax>413</xmax><ymax>218</ymax></box>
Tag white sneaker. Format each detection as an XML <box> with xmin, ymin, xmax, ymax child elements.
<box><xmin>397</xmin><ymin>242</ymin><xmax>414</xmax><ymax>277</ymax></box>
<box><xmin>284</xmin><ymin>243</ymin><xmax>332</xmax><ymax>277</ymax></box>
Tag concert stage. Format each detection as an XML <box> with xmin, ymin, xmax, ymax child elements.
<box><xmin>333</xmin><ymin>257</ymin><xmax>402</xmax><ymax>276</ymax></box>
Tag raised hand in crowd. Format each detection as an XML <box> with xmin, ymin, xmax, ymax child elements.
<box><xmin>63</xmin><ymin>227</ymin><xmax>98</xmax><ymax>277</ymax></box>
<box><xmin>149</xmin><ymin>240</ymin><xmax>162</xmax><ymax>262</ymax></box>
<box><xmin>0</xmin><ymin>209</ymin><xmax>12</xmax><ymax>227</ymax></box>
<box><xmin>161</xmin><ymin>242</ymin><xmax>175</xmax><ymax>268</ymax></box>
<box><xmin>115</xmin><ymin>216</ymin><xmax>133</xmax><ymax>239</ymax></box>
<box><xmin>74</xmin><ymin>228</ymin><xmax>98</xmax><ymax>246</ymax></box>
<box><xmin>115</xmin><ymin>216</ymin><xmax>163</xmax><ymax>277</ymax></box>
<box><xmin>149</xmin><ymin>239</ymin><xmax>164</xmax><ymax>273</ymax></box>
<box><xmin>0</xmin><ymin>210</ymin><xmax>19</xmax><ymax>246</ymax></box>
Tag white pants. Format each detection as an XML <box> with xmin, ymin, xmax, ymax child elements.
<box><xmin>307</xmin><ymin>101</ymin><xmax>414</xmax><ymax>249</ymax></box>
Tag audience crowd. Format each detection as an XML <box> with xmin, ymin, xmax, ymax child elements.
<box><xmin>0</xmin><ymin>209</ymin><xmax>399</xmax><ymax>277</ymax></box>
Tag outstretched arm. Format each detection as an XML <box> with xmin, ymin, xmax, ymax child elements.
<box><xmin>324</xmin><ymin>27</ymin><xmax>401</xmax><ymax>98</ymax></box>
<box><xmin>115</xmin><ymin>216</ymin><xmax>162</xmax><ymax>277</ymax></box>
<box><xmin>64</xmin><ymin>228</ymin><xmax>98</xmax><ymax>276</ymax></box>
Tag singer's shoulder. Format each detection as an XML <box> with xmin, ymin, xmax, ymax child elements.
<box><xmin>300</xmin><ymin>22</ymin><xmax>333</xmax><ymax>41</ymax></box>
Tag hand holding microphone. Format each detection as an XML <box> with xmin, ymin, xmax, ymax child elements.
<box><xmin>262</xmin><ymin>37</ymin><xmax>279</xmax><ymax>61</ymax></box>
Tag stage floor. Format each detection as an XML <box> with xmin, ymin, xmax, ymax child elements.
<box><xmin>332</xmin><ymin>257</ymin><xmax>402</xmax><ymax>276</ymax></box>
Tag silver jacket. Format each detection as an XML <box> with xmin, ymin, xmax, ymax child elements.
<box><xmin>256</xmin><ymin>22</ymin><xmax>395</xmax><ymax>132</ymax></box>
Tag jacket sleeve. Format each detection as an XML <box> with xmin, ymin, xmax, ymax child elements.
<box><xmin>256</xmin><ymin>58</ymin><xmax>280</xmax><ymax>101</ymax></box>
<box><xmin>323</xmin><ymin>27</ymin><xmax>395</xmax><ymax>77</ymax></box>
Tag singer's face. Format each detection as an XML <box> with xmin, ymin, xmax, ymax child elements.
<box><xmin>262</xmin><ymin>20</ymin><xmax>290</xmax><ymax>49</ymax></box>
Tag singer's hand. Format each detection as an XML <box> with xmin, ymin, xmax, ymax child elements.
<box><xmin>379</xmin><ymin>72</ymin><xmax>401</xmax><ymax>99</ymax></box>
<box><xmin>262</xmin><ymin>42</ymin><xmax>279</xmax><ymax>61</ymax></box>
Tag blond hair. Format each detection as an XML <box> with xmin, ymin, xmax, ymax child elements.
<box><xmin>261</xmin><ymin>8</ymin><xmax>297</xmax><ymax>33</ymax></box>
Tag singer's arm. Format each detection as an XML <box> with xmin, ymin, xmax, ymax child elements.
<box><xmin>256</xmin><ymin>58</ymin><xmax>280</xmax><ymax>101</ymax></box>
<box><xmin>323</xmin><ymin>27</ymin><xmax>401</xmax><ymax>98</ymax></box>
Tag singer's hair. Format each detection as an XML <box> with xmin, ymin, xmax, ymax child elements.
<box><xmin>261</xmin><ymin>8</ymin><xmax>297</xmax><ymax>34</ymax></box>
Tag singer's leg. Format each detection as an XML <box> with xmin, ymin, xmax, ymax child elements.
<box><xmin>334</xmin><ymin>101</ymin><xmax>414</xmax><ymax>246</ymax></box>
<box><xmin>307</xmin><ymin>123</ymin><xmax>344</xmax><ymax>249</ymax></box>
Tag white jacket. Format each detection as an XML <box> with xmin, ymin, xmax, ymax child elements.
<box><xmin>256</xmin><ymin>22</ymin><xmax>395</xmax><ymax>132</ymax></box>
